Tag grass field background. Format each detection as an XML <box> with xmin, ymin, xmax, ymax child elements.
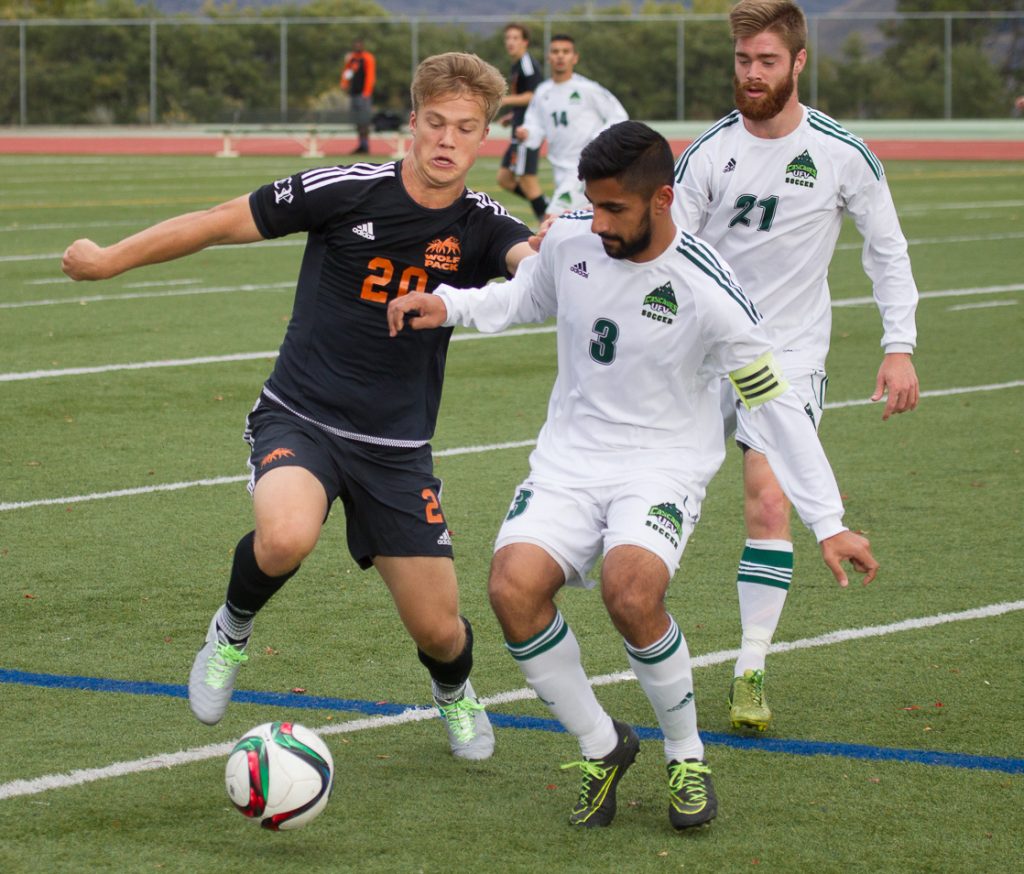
<box><xmin>1</xmin><ymin>153</ymin><xmax>1022</xmax><ymax>872</ymax></box>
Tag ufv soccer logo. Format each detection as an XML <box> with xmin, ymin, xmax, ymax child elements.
<box><xmin>645</xmin><ymin>501</ymin><xmax>685</xmax><ymax>548</ymax></box>
<box><xmin>641</xmin><ymin>282</ymin><xmax>679</xmax><ymax>325</ymax></box>
<box><xmin>785</xmin><ymin>150</ymin><xmax>817</xmax><ymax>188</ymax></box>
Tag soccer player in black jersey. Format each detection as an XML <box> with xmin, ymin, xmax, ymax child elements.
<box><xmin>61</xmin><ymin>52</ymin><xmax>536</xmax><ymax>761</ymax></box>
<box><xmin>495</xmin><ymin>23</ymin><xmax>547</xmax><ymax>220</ymax></box>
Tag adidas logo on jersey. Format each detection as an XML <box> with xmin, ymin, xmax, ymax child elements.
<box><xmin>723</xmin><ymin>157</ymin><xmax>736</xmax><ymax>173</ymax></box>
<box><xmin>437</xmin><ymin>528</ymin><xmax>452</xmax><ymax>547</ymax></box>
<box><xmin>352</xmin><ymin>221</ymin><xmax>375</xmax><ymax>240</ymax></box>
<box><xmin>570</xmin><ymin>261</ymin><xmax>589</xmax><ymax>278</ymax></box>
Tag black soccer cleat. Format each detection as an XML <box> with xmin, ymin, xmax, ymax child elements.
<box><xmin>559</xmin><ymin>719</ymin><xmax>640</xmax><ymax>827</ymax></box>
<box><xmin>667</xmin><ymin>758</ymin><xmax>718</xmax><ymax>830</ymax></box>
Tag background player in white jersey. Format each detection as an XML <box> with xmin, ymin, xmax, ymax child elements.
<box><xmin>61</xmin><ymin>53</ymin><xmax>536</xmax><ymax>762</ymax></box>
<box><xmin>515</xmin><ymin>33</ymin><xmax>628</xmax><ymax>216</ymax></box>
<box><xmin>672</xmin><ymin>0</ymin><xmax>919</xmax><ymax>732</ymax></box>
<box><xmin>388</xmin><ymin>121</ymin><xmax>878</xmax><ymax>831</ymax></box>
<box><xmin>495</xmin><ymin>22</ymin><xmax>548</xmax><ymax>221</ymax></box>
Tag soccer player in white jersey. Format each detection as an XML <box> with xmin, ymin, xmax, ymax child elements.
<box><xmin>388</xmin><ymin>121</ymin><xmax>878</xmax><ymax>831</ymax></box>
<box><xmin>515</xmin><ymin>33</ymin><xmax>628</xmax><ymax>216</ymax></box>
<box><xmin>672</xmin><ymin>0</ymin><xmax>919</xmax><ymax>732</ymax></box>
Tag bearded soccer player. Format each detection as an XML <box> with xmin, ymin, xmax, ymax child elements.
<box><xmin>388</xmin><ymin>121</ymin><xmax>878</xmax><ymax>830</ymax></box>
<box><xmin>672</xmin><ymin>0</ymin><xmax>919</xmax><ymax>732</ymax></box>
<box><xmin>61</xmin><ymin>52</ymin><xmax>536</xmax><ymax>761</ymax></box>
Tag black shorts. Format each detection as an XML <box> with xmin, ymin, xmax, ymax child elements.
<box><xmin>501</xmin><ymin>140</ymin><xmax>540</xmax><ymax>176</ymax></box>
<box><xmin>244</xmin><ymin>401</ymin><xmax>453</xmax><ymax>570</ymax></box>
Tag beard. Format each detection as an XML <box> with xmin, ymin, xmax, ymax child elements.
<box><xmin>733</xmin><ymin>69</ymin><xmax>795</xmax><ymax>122</ymax></box>
<box><xmin>599</xmin><ymin>210</ymin><xmax>653</xmax><ymax>260</ymax></box>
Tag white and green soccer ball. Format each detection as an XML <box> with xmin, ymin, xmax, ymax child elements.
<box><xmin>225</xmin><ymin>722</ymin><xmax>334</xmax><ymax>831</ymax></box>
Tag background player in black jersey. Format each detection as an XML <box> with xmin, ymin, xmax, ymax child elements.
<box><xmin>61</xmin><ymin>52</ymin><xmax>536</xmax><ymax>762</ymax></box>
<box><xmin>495</xmin><ymin>22</ymin><xmax>548</xmax><ymax>221</ymax></box>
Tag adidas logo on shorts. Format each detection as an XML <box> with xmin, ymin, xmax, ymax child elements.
<box><xmin>437</xmin><ymin>529</ymin><xmax>452</xmax><ymax>546</ymax></box>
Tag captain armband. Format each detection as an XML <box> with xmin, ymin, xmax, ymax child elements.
<box><xmin>728</xmin><ymin>351</ymin><xmax>790</xmax><ymax>409</ymax></box>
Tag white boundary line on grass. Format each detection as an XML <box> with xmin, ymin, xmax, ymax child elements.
<box><xmin>6</xmin><ymin>229</ymin><xmax>1023</xmax><ymax>265</ymax></box>
<box><xmin>0</xmin><ymin>325</ymin><xmax>557</xmax><ymax>382</ymax></box>
<box><xmin>1</xmin><ymin>599</ymin><xmax>1021</xmax><ymax>802</ymax></box>
<box><xmin>4</xmin><ymin>279</ymin><xmax>1022</xmax><ymax>315</ymax></box>
<box><xmin>1</xmin><ymin>381</ymin><xmax>1021</xmax><ymax>513</ymax></box>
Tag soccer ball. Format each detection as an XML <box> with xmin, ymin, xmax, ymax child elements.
<box><xmin>225</xmin><ymin>722</ymin><xmax>334</xmax><ymax>830</ymax></box>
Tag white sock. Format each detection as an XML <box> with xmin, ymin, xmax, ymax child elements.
<box><xmin>506</xmin><ymin>612</ymin><xmax>617</xmax><ymax>758</ymax></box>
<box><xmin>735</xmin><ymin>538</ymin><xmax>792</xmax><ymax>676</ymax></box>
<box><xmin>625</xmin><ymin>616</ymin><xmax>704</xmax><ymax>763</ymax></box>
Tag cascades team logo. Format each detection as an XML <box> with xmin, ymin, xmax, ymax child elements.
<box><xmin>645</xmin><ymin>502</ymin><xmax>685</xmax><ymax>548</ymax></box>
<box><xmin>569</xmin><ymin>90</ymin><xmax>582</xmax><ymax>104</ymax></box>
<box><xmin>641</xmin><ymin>282</ymin><xmax>679</xmax><ymax>324</ymax></box>
<box><xmin>785</xmin><ymin>150</ymin><xmax>817</xmax><ymax>188</ymax></box>
<box><xmin>424</xmin><ymin>236</ymin><xmax>461</xmax><ymax>272</ymax></box>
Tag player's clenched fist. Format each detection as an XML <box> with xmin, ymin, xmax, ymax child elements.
<box><xmin>62</xmin><ymin>239</ymin><xmax>112</xmax><ymax>281</ymax></box>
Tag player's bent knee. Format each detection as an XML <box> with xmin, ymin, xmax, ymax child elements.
<box><xmin>254</xmin><ymin>526</ymin><xmax>317</xmax><ymax>576</ymax></box>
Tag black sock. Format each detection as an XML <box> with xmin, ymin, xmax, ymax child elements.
<box><xmin>530</xmin><ymin>195</ymin><xmax>548</xmax><ymax>220</ymax></box>
<box><xmin>418</xmin><ymin>616</ymin><xmax>474</xmax><ymax>695</ymax></box>
<box><xmin>223</xmin><ymin>530</ymin><xmax>299</xmax><ymax>622</ymax></box>
<box><xmin>513</xmin><ymin>183</ymin><xmax>527</xmax><ymax>200</ymax></box>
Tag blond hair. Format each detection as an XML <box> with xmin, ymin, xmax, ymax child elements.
<box><xmin>410</xmin><ymin>52</ymin><xmax>508</xmax><ymax>123</ymax></box>
<box><xmin>729</xmin><ymin>0</ymin><xmax>807</xmax><ymax>58</ymax></box>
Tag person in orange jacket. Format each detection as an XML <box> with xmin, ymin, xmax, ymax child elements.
<box><xmin>341</xmin><ymin>39</ymin><xmax>377</xmax><ymax>154</ymax></box>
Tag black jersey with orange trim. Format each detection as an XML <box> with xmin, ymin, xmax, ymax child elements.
<box><xmin>248</xmin><ymin>160</ymin><xmax>530</xmax><ymax>446</ymax></box>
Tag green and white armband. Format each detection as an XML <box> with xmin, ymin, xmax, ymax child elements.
<box><xmin>729</xmin><ymin>351</ymin><xmax>790</xmax><ymax>409</ymax></box>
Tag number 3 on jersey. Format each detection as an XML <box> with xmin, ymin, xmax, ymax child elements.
<box><xmin>360</xmin><ymin>257</ymin><xmax>429</xmax><ymax>303</ymax></box>
<box><xmin>590</xmin><ymin>317</ymin><xmax>619</xmax><ymax>365</ymax></box>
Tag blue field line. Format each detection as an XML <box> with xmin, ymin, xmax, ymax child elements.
<box><xmin>4</xmin><ymin>667</ymin><xmax>1022</xmax><ymax>775</ymax></box>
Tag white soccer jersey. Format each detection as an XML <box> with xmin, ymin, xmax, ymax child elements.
<box><xmin>521</xmin><ymin>74</ymin><xmax>629</xmax><ymax>189</ymax></box>
<box><xmin>436</xmin><ymin>215</ymin><xmax>846</xmax><ymax>541</ymax></box>
<box><xmin>672</xmin><ymin>105</ymin><xmax>918</xmax><ymax>373</ymax></box>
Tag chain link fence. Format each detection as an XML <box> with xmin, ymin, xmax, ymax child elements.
<box><xmin>1</xmin><ymin>12</ymin><xmax>1021</xmax><ymax>126</ymax></box>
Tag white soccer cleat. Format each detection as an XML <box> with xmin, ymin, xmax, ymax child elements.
<box><xmin>434</xmin><ymin>679</ymin><xmax>495</xmax><ymax>761</ymax></box>
<box><xmin>188</xmin><ymin>610</ymin><xmax>248</xmax><ymax>726</ymax></box>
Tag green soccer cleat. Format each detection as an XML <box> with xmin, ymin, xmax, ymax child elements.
<box><xmin>729</xmin><ymin>668</ymin><xmax>771</xmax><ymax>731</ymax></box>
<box><xmin>560</xmin><ymin>719</ymin><xmax>640</xmax><ymax>827</ymax></box>
<box><xmin>667</xmin><ymin>758</ymin><xmax>718</xmax><ymax>830</ymax></box>
<box><xmin>434</xmin><ymin>680</ymin><xmax>495</xmax><ymax>761</ymax></box>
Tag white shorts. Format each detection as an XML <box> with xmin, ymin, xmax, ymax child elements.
<box><xmin>494</xmin><ymin>476</ymin><xmax>701</xmax><ymax>588</ymax></box>
<box><xmin>721</xmin><ymin>368</ymin><xmax>829</xmax><ymax>454</ymax></box>
<box><xmin>546</xmin><ymin>177</ymin><xmax>589</xmax><ymax>216</ymax></box>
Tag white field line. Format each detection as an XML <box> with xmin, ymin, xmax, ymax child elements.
<box><xmin>947</xmin><ymin>300</ymin><xmax>1018</xmax><ymax>312</ymax></box>
<box><xmin>5</xmin><ymin>229</ymin><xmax>1023</xmax><ymax>266</ymax></box>
<box><xmin>834</xmin><ymin>230</ymin><xmax>1024</xmax><ymax>252</ymax></box>
<box><xmin>0</xmin><ymin>326</ymin><xmax>557</xmax><ymax>382</ymax></box>
<box><xmin>1</xmin><ymin>238</ymin><xmax>302</xmax><ymax>263</ymax></box>
<box><xmin>0</xmin><ymin>281</ymin><xmax>294</xmax><ymax>310</ymax></box>
<box><xmin>832</xmin><ymin>283</ymin><xmax>1024</xmax><ymax>308</ymax></box>
<box><xmin>0</xmin><ymin>283</ymin><xmax>1019</xmax><ymax>380</ymax></box>
<box><xmin>1</xmin><ymin>380</ymin><xmax>1020</xmax><ymax>514</ymax></box>
<box><xmin>1</xmin><ymin>598</ymin><xmax>1021</xmax><ymax>802</ymax></box>
<box><xmin>1</xmin><ymin>200</ymin><xmax>1017</xmax><ymax>236</ymax></box>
